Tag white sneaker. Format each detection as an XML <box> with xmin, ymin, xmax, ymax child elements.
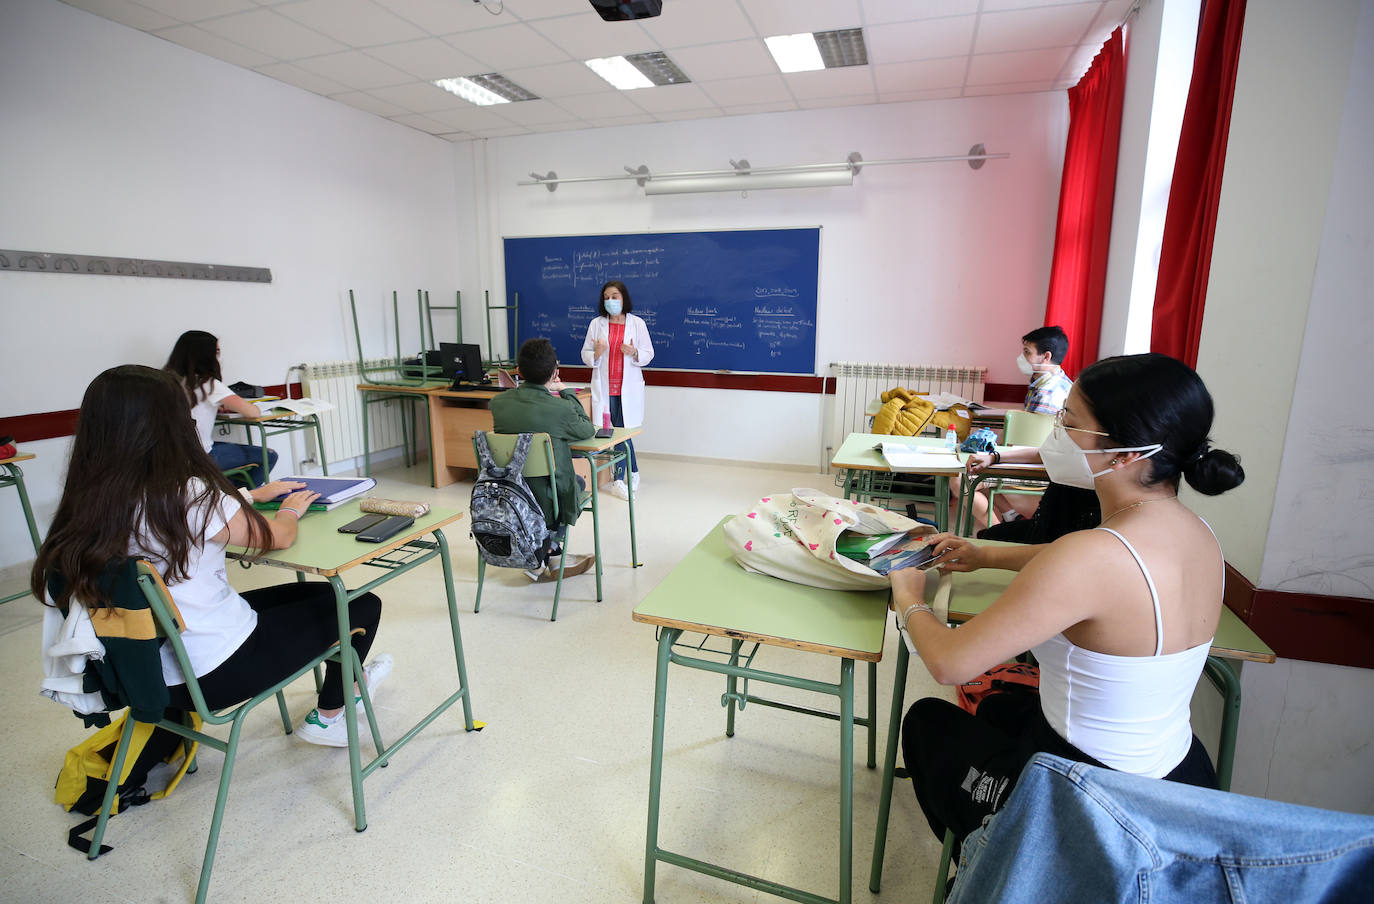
<box><xmin>296</xmin><ymin>708</ymin><xmax>350</xmax><ymax>747</ymax></box>
<box><xmin>608</xmin><ymin>479</ymin><xmax>629</xmax><ymax>500</ymax></box>
<box><xmin>354</xmin><ymin>653</ymin><xmax>393</xmax><ymax>712</ymax></box>
<box><xmin>631</xmin><ymin>472</ymin><xmax>640</xmax><ymax>494</ymax></box>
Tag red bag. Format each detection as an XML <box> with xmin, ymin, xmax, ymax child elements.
<box><xmin>956</xmin><ymin>662</ymin><xmax>1040</xmax><ymax>715</ymax></box>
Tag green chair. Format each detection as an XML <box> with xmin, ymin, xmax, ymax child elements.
<box><xmin>85</xmin><ymin>560</ymin><xmax>380</xmax><ymax>904</ymax></box>
<box><xmin>982</xmin><ymin>409</ymin><xmax>1054</xmax><ymax>524</ymax></box>
<box><xmin>220</xmin><ymin>464</ymin><xmax>260</xmax><ymax>490</ymax></box>
<box><xmin>472</xmin><ymin>431</ymin><xmax>597</xmax><ymax>622</ymax></box>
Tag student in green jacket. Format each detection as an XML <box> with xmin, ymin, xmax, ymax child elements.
<box><xmin>490</xmin><ymin>338</ymin><xmax>597</xmax><ymax>581</ymax></box>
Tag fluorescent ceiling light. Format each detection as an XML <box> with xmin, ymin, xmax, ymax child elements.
<box><xmin>644</xmin><ymin>169</ymin><xmax>853</xmax><ymax>195</ymax></box>
<box><xmin>625</xmin><ymin>51</ymin><xmax>690</xmax><ymax>86</ymax></box>
<box><xmin>765</xmin><ymin>33</ymin><xmax>824</xmax><ymax>73</ymax></box>
<box><xmin>766</xmin><ymin>29</ymin><xmax>869</xmax><ymax>73</ymax></box>
<box><xmin>432</xmin><ymin>73</ymin><xmax>539</xmax><ymax>106</ymax></box>
<box><xmin>586</xmin><ymin>56</ymin><xmax>654</xmax><ymax>90</ymax></box>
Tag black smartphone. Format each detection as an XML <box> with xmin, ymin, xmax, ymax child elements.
<box><xmin>338</xmin><ymin>513</ymin><xmax>387</xmax><ymax>535</ymax></box>
<box><xmin>594</xmin><ymin>426</ymin><xmax>614</xmax><ymax>438</ymax></box>
<box><xmin>356</xmin><ymin>515</ymin><xmax>415</xmax><ymax>543</ymax></box>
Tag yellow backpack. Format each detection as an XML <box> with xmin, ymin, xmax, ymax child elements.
<box><xmin>56</xmin><ymin>711</ymin><xmax>200</xmax><ymax>853</ymax></box>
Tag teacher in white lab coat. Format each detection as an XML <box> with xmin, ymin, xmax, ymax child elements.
<box><xmin>580</xmin><ymin>280</ymin><xmax>654</xmax><ymax>499</ymax></box>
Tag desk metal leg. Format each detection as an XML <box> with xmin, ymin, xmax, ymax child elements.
<box><xmin>725</xmin><ymin>638</ymin><xmax>743</xmax><ymax>738</ymax></box>
<box><xmin>867</xmin><ymin>660</ymin><xmax>877</xmax><ymax>770</ymax></box>
<box><xmin>360</xmin><ymin>393</ymin><xmax>373</xmax><ymax>478</ymax></box>
<box><xmin>328</xmin><ymin>574</ymin><xmax>368</xmax><ymax>833</ymax></box>
<box><xmin>626</xmin><ymin>454</ymin><xmax>641</xmax><ymax>567</ymax></box>
<box><xmin>1203</xmin><ymin>655</ymin><xmax>1241</xmax><ymax>792</ymax></box>
<box><xmin>869</xmin><ymin>641</ymin><xmax>910</xmax><ymax>893</ymax></box>
<box><xmin>1</xmin><ymin>463</ymin><xmax>42</xmax><ymax>604</ymax></box>
<box><xmin>644</xmin><ymin>627</ymin><xmax>679</xmax><ymax>904</ymax></box>
<box><xmin>839</xmin><ymin>658</ymin><xmax>855</xmax><ymax>904</ymax></box>
<box><xmin>437</xmin><ymin>530</ymin><xmax>476</xmax><ymax>731</ymax></box>
<box><xmin>311</xmin><ymin>415</ymin><xmax>330</xmax><ymax>476</ymax></box>
<box><xmin>933</xmin><ymin>476</ymin><xmax>949</xmax><ymax>533</ymax></box>
<box><xmin>254</xmin><ymin>423</ymin><xmax>271</xmax><ymax>482</ymax></box>
<box><xmin>585</xmin><ymin>453</ymin><xmax>604</xmax><ymax>602</ymax></box>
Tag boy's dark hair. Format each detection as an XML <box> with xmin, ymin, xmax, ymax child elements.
<box><xmin>598</xmin><ymin>280</ymin><xmax>633</xmax><ymax>317</ymax></box>
<box><xmin>1021</xmin><ymin>325</ymin><xmax>1069</xmax><ymax>365</ymax></box>
<box><xmin>517</xmin><ymin>337</ymin><xmax>558</xmax><ymax>385</ymax></box>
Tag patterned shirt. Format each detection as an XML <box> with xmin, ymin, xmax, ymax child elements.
<box><xmin>1025</xmin><ymin>370</ymin><xmax>1073</xmax><ymax>415</ymax></box>
<box><xmin>608</xmin><ymin>320</ymin><xmax>625</xmax><ymax>395</ymax></box>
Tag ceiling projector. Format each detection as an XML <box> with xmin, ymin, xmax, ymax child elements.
<box><xmin>589</xmin><ymin>1</ymin><xmax>663</xmax><ymax>21</ymax></box>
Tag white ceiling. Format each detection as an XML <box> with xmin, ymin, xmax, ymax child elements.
<box><xmin>61</xmin><ymin>0</ymin><xmax>1134</xmax><ymax>141</ymax></box>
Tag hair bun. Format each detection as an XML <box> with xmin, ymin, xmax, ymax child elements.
<box><xmin>1183</xmin><ymin>447</ymin><xmax>1245</xmax><ymax>496</ymax></box>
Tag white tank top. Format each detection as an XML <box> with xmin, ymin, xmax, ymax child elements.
<box><xmin>1031</xmin><ymin>525</ymin><xmax>1218</xmax><ymax>778</ymax></box>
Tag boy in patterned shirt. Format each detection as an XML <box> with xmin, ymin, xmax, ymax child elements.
<box><xmin>1021</xmin><ymin>326</ymin><xmax>1072</xmax><ymax>414</ymax></box>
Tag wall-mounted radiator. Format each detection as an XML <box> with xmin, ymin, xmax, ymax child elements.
<box><xmin>825</xmin><ymin>362</ymin><xmax>987</xmax><ymax>466</ymax></box>
<box><xmin>302</xmin><ymin>359</ymin><xmax>410</xmax><ymax>466</ymax></box>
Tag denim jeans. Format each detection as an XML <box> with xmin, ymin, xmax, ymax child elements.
<box><xmin>949</xmin><ymin>753</ymin><xmax>1374</xmax><ymax>904</ymax></box>
<box><xmin>607</xmin><ymin>395</ymin><xmax>637</xmax><ymax>481</ymax></box>
<box><xmin>210</xmin><ymin>441</ymin><xmax>278</xmax><ymax>486</ymax></box>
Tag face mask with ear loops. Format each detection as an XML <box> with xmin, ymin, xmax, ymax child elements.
<box><xmin>1038</xmin><ymin>426</ymin><xmax>1163</xmax><ymax>490</ymax></box>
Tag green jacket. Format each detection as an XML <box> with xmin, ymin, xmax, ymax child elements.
<box><xmin>489</xmin><ymin>383</ymin><xmax>595</xmax><ymax>528</ymax></box>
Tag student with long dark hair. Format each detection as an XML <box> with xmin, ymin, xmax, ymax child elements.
<box><xmin>33</xmin><ymin>365</ymin><xmax>390</xmax><ymax>746</ymax></box>
<box><xmin>894</xmin><ymin>353</ymin><xmax>1244</xmax><ymax>848</ymax></box>
<box><xmin>164</xmin><ymin>330</ymin><xmax>276</xmax><ymax>485</ymax></box>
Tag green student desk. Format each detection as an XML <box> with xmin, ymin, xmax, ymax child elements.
<box><xmin>632</xmin><ymin>519</ymin><xmax>889</xmax><ymax>904</ymax></box>
<box><xmin>867</xmin><ymin>542</ymin><xmax>1277</xmax><ymax>893</ymax></box>
<box><xmin>215</xmin><ymin>408</ymin><xmax>330</xmax><ymax>479</ymax></box>
<box><xmin>227</xmin><ymin>503</ymin><xmax>478</xmax><ymax>832</ymax></box>
<box><xmin>570</xmin><ymin>426</ymin><xmax>643</xmax><ymax>599</ymax></box>
<box><xmin>831</xmin><ymin>433</ymin><xmax>970</xmax><ymax>532</ymax></box>
<box><xmin>0</xmin><ymin>452</ymin><xmax>41</xmax><ymax>604</ymax></box>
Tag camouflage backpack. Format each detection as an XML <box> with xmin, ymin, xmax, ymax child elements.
<box><xmin>469</xmin><ymin>432</ymin><xmax>552</xmax><ymax>570</ymax></box>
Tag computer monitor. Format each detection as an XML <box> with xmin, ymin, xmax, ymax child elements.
<box><xmin>440</xmin><ymin>342</ymin><xmax>487</xmax><ymax>385</ymax></box>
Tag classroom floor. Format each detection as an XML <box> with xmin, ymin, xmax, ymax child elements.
<box><xmin>0</xmin><ymin>456</ymin><xmax>952</xmax><ymax>904</ymax></box>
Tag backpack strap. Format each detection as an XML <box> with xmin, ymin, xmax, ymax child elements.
<box><xmin>505</xmin><ymin>433</ymin><xmax>534</xmax><ymax>474</ymax></box>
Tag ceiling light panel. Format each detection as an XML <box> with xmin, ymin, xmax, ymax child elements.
<box><xmin>625</xmin><ymin>51</ymin><xmax>691</xmax><ymax>86</ymax></box>
<box><xmin>814</xmin><ymin>28</ymin><xmax>868</xmax><ymax>68</ymax></box>
<box><xmin>586</xmin><ymin>56</ymin><xmax>655</xmax><ymax>90</ymax></box>
<box><xmin>433</xmin><ymin>74</ymin><xmax>537</xmax><ymax>106</ymax></box>
<box><xmin>765</xmin><ymin>33</ymin><xmax>825</xmax><ymax>73</ymax></box>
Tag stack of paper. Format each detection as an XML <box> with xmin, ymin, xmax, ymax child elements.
<box><xmin>835</xmin><ymin>531</ymin><xmax>909</xmax><ymax>562</ymax></box>
<box><xmin>875</xmin><ymin>442</ymin><xmax>963</xmax><ymax>472</ymax></box>
<box><xmin>264</xmin><ymin>398</ymin><xmax>336</xmax><ymax>416</ymax></box>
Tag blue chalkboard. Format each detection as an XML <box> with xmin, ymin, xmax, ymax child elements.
<box><xmin>502</xmin><ymin>228</ymin><xmax>820</xmax><ymax>374</ymax></box>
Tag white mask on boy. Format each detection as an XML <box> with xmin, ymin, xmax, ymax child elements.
<box><xmin>1016</xmin><ymin>354</ymin><xmax>1036</xmax><ymax>377</ymax></box>
<box><xmin>604</xmin><ymin>299</ymin><xmax>623</xmax><ymax>316</ymax></box>
<box><xmin>1038</xmin><ymin>425</ymin><xmax>1163</xmax><ymax>490</ymax></box>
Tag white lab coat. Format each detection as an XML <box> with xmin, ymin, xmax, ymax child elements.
<box><xmin>580</xmin><ymin>314</ymin><xmax>654</xmax><ymax>428</ymax></box>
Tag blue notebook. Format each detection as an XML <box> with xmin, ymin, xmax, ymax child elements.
<box><xmin>253</xmin><ymin>476</ymin><xmax>376</xmax><ymax>510</ymax></box>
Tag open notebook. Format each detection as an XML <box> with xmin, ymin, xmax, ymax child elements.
<box><xmin>874</xmin><ymin>442</ymin><xmax>964</xmax><ymax>472</ymax></box>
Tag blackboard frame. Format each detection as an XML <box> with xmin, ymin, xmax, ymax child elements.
<box><xmin>502</xmin><ymin>226</ymin><xmax>822</xmax><ymax>377</ymax></box>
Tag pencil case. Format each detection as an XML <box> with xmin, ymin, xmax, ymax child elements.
<box><xmin>359</xmin><ymin>497</ymin><xmax>430</xmax><ymax>518</ymax></box>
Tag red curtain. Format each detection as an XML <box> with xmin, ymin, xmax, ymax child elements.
<box><xmin>1042</xmin><ymin>27</ymin><xmax>1126</xmax><ymax>378</ymax></box>
<box><xmin>1150</xmin><ymin>0</ymin><xmax>1248</xmax><ymax>366</ymax></box>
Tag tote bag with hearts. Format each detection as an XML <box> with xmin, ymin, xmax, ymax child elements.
<box><xmin>723</xmin><ymin>489</ymin><xmax>921</xmax><ymax>590</ymax></box>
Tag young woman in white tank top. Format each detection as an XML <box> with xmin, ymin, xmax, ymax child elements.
<box><xmin>890</xmin><ymin>353</ymin><xmax>1246</xmax><ymax>848</ymax></box>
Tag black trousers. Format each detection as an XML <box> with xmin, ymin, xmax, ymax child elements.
<box><xmin>902</xmin><ymin>695</ymin><xmax>1218</xmax><ymax>845</ymax></box>
<box><xmin>168</xmin><ymin>582</ymin><xmax>381</xmax><ymax>712</ymax></box>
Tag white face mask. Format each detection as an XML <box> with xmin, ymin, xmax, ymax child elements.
<box><xmin>1016</xmin><ymin>354</ymin><xmax>1035</xmax><ymax>377</ymax></box>
<box><xmin>1038</xmin><ymin>425</ymin><xmax>1163</xmax><ymax>490</ymax></box>
<box><xmin>603</xmin><ymin>298</ymin><xmax>623</xmax><ymax>316</ymax></box>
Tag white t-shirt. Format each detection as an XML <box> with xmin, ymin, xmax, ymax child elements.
<box><xmin>132</xmin><ymin>479</ymin><xmax>257</xmax><ymax>685</ymax></box>
<box><xmin>189</xmin><ymin>379</ymin><xmax>235</xmax><ymax>452</ymax></box>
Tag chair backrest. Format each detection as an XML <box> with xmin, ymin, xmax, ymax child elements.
<box><xmin>481</xmin><ymin>431</ymin><xmax>556</xmax><ymax>478</ymax></box>
<box><xmin>133</xmin><ymin>560</ymin><xmax>219</xmax><ymax>721</ymax></box>
<box><xmin>1004</xmin><ymin>410</ymin><xmax>1054</xmax><ymax>447</ymax></box>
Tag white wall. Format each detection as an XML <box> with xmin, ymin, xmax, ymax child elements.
<box><xmin>0</xmin><ymin>0</ymin><xmax>463</xmax><ymax>569</ymax></box>
<box><xmin>1189</xmin><ymin>0</ymin><xmax>1374</xmax><ymax>810</ymax></box>
<box><xmin>473</xmin><ymin>93</ymin><xmax>1068</xmax><ymax>467</ymax></box>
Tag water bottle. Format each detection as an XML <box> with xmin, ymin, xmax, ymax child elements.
<box><xmin>945</xmin><ymin>424</ymin><xmax>958</xmax><ymax>453</ymax></box>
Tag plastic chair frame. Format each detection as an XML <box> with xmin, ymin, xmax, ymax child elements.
<box><xmin>472</xmin><ymin>432</ymin><xmax>596</xmax><ymax>622</ymax></box>
<box><xmin>85</xmin><ymin>560</ymin><xmax>378</xmax><ymax>904</ymax></box>
<box><xmin>982</xmin><ymin>410</ymin><xmax>1054</xmax><ymax>527</ymax></box>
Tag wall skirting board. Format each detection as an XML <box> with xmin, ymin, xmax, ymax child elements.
<box><xmin>1223</xmin><ymin>564</ymin><xmax>1372</xmax><ymax>670</ymax></box>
